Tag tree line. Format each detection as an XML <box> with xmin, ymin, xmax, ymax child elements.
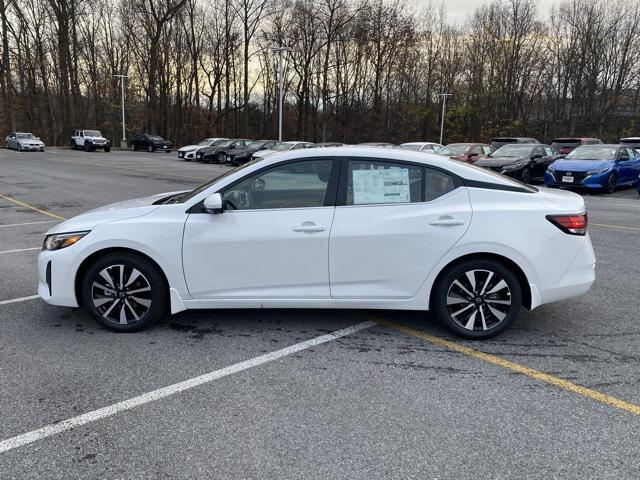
<box><xmin>0</xmin><ymin>0</ymin><xmax>639</xmax><ymax>146</ymax></box>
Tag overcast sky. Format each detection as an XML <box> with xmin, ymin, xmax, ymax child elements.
<box><xmin>430</xmin><ymin>0</ymin><xmax>558</xmax><ymax>23</ymax></box>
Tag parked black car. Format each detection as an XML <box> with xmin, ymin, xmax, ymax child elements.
<box><xmin>197</xmin><ymin>139</ymin><xmax>251</xmax><ymax>164</ymax></box>
<box><xmin>474</xmin><ymin>143</ymin><xmax>556</xmax><ymax>183</ymax></box>
<box><xmin>129</xmin><ymin>133</ymin><xmax>173</xmax><ymax>153</ymax></box>
<box><xmin>490</xmin><ymin>137</ymin><xmax>539</xmax><ymax>150</ymax></box>
<box><xmin>226</xmin><ymin>140</ymin><xmax>278</xmax><ymax>166</ymax></box>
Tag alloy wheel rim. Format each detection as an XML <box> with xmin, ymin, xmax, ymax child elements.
<box><xmin>446</xmin><ymin>269</ymin><xmax>512</xmax><ymax>331</ymax></box>
<box><xmin>91</xmin><ymin>264</ymin><xmax>152</xmax><ymax>325</ymax></box>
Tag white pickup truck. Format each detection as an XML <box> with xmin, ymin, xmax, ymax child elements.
<box><xmin>70</xmin><ymin>130</ymin><xmax>111</xmax><ymax>152</ymax></box>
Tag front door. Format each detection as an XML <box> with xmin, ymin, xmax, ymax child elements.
<box><xmin>182</xmin><ymin>158</ymin><xmax>337</xmax><ymax>299</ymax></box>
<box><xmin>329</xmin><ymin>158</ymin><xmax>472</xmax><ymax>299</ymax></box>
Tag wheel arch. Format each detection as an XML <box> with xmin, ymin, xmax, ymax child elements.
<box><xmin>428</xmin><ymin>252</ymin><xmax>533</xmax><ymax>310</ymax></box>
<box><xmin>74</xmin><ymin>247</ymin><xmax>170</xmax><ymax>307</ymax></box>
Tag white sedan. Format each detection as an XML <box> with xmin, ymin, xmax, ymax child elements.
<box><xmin>38</xmin><ymin>147</ymin><xmax>595</xmax><ymax>339</ymax></box>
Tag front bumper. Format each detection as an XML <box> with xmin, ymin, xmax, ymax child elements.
<box><xmin>178</xmin><ymin>150</ymin><xmax>196</xmax><ymax>159</ymax></box>
<box><xmin>38</xmin><ymin>249</ymin><xmax>80</xmax><ymax>308</ymax></box>
<box><xmin>19</xmin><ymin>144</ymin><xmax>45</xmax><ymax>151</ymax></box>
<box><xmin>544</xmin><ymin>170</ymin><xmax>610</xmax><ymax>189</ymax></box>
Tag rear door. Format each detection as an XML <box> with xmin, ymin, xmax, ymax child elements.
<box><xmin>329</xmin><ymin>158</ymin><xmax>471</xmax><ymax>299</ymax></box>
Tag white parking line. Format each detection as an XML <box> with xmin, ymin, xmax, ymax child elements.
<box><xmin>0</xmin><ymin>320</ymin><xmax>375</xmax><ymax>453</ymax></box>
<box><xmin>0</xmin><ymin>295</ymin><xmax>39</xmax><ymax>305</ymax></box>
<box><xmin>0</xmin><ymin>247</ymin><xmax>40</xmax><ymax>254</ymax></box>
<box><xmin>0</xmin><ymin>221</ymin><xmax>57</xmax><ymax>229</ymax></box>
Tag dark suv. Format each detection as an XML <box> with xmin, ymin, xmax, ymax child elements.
<box><xmin>129</xmin><ymin>134</ymin><xmax>173</xmax><ymax>153</ymax></box>
<box><xmin>550</xmin><ymin>137</ymin><xmax>603</xmax><ymax>156</ymax></box>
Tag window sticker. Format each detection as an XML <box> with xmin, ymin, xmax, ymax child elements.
<box><xmin>352</xmin><ymin>167</ymin><xmax>411</xmax><ymax>204</ymax></box>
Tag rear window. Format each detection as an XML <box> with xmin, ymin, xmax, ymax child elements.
<box><xmin>551</xmin><ymin>139</ymin><xmax>581</xmax><ymax>150</ymax></box>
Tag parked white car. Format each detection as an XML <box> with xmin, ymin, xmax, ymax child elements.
<box><xmin>178</xmin><ymin>138</ymin><xmax>228</xmax><ymax>161</ymax></box>
<box><xmin>252</xmin><ymin>141</ymin><xmax>313</xmax><ymax>161</ymax></box>
<box><xmin>38</xmin><ymin>147</ymin><xmax>595</xmax><ymax>339</ymax></box>
<box><xmin>400</xmin><ymin>142</ymin><xmax>443</xmax><ymax>153</ymax></box>
<box><xmin>5</xmin><ymin>132</ymin><xmax>45</xmax><ymax>151</ymax></box>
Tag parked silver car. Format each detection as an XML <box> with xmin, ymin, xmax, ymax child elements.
<box><xmin>6</xmin><ymin>132</ymin><xmax>45</xmax><ymax>152</ymax></box>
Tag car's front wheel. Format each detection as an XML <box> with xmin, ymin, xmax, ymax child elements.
<box><xmin>520</xmin><ymin>167</ymin><xmax>531</xmax><ymax>184</ymax></box>
<box><xmin>130</xmin><ymin>143</ymin><xmax>136</xmax><ymax>151</ymax></box>
<box><xmin>147</xmin><ymin>145</ymin><xmax>155</xmax><ymax>153</ymax></box>
<box><xmin>605</xmin><ymin>172</ymin><xmax>617</xmax><ymax>194</ymax></box>
<box><xmin>82</xmin><ymin>252</ymin><xmax>167</xmax><ymax>332</ymax></box>
<box><xmin>432</xmin><ymin>259</ymin><xmax>521</xmax><ymax>339</ymax></box>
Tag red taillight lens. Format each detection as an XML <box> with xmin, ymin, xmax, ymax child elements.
<box><xmin>546</xmin><ymin>213</ymin><xmax>588</xmax><ymax>236</ymax></box>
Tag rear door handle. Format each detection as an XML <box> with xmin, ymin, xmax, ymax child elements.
<box><xmin>292</xmin><ymin>224</ymin><xmax>326</xmax><ymax>233</ymax></box>
<box><xmin>429</xmin><ymin>216</ymin><xmax>464</xmax><ymax>227</ymax></box>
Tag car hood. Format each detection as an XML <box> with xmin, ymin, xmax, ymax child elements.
<box><xmin>253</xmin><ymin>149</ymin><xmax>278</xmax><ymax>157</ymax></box>
<box><xmin>230</xmin><ymin>147</ymin><xmax>261</xmax><ymax>156</ymax></box>
<box><xmin>201</xmin><ymin>146</ymin><xmax>234</xmax><ymax>155</ymax></box>
<box><xmin>152</xmin><ymin>139</ymin><xmax>172</xmax><ymax>145</ymax></box>
<box><xmin>19</xmin><ymin>139</ymin><xmax>44</xmax><ymax>145</ymax></box>
<box><xmin>474</xmin><ymin>156</ymin><xmax>528</xmax><ymax>167</ymax></box>
<box><xmin>178</xmin><ymin>145</ymin><xmax>201</xmax><ymax>152</ymax></box>
<box><xmin>551</xmin><ymin>159</ymin><xmax>612</xmax><ymax>172</ymax></box>
<box><xmin>45</xmin><ymin>191</ymin><xmax>183</xmax><ymax>235</ymax></box>
<box><xmin>85</xmin><ymin>136</ymin><xmax>108</xmax><ymax>142</ymax></box>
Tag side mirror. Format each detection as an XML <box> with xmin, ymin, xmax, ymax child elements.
<box><xmin>203</xmin><ymin>193</ymin><xmax>223</xmax><ymax>214</ymax></box>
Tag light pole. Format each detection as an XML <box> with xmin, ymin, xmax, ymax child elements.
<box><xmin>270</xmin><ymin>46</ymin><xmax>292</xmax><ymax>141</ymax></box>
<box><xmin>114</xmin><ymin>74</ymin><xmax>128</xmax><ymax>148</ymax></box>
<box><xmin>437</xmin><ymin>93</ymin><xmax>452</xmax><ymax>145</ymax></box>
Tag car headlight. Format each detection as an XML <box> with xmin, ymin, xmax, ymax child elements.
<box><xmin>548</xmin><ymin>165</ymin><xmax>555</xmax><ymax>173</ymax></box>
<box><xmin>587</xmin><ymin>167</ymin><xmax>609</xmax><ymax>175</ymax></box>
<box><xmin>43</xmin><ymin>231</ymin><xmax>89</xmax><ymax>251</ymax></box>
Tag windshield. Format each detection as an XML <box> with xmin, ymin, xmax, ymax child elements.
<box><xmin>437</xmin><ymin>144</ymin><xmax>470</xmax><ymax>156</ymax></box>
<box><xmin>148</xmin><ymin>135</ymin><xmax>163</xmax><ymax>141</ymax></box>
<box><xmin>197</xmin><ymin>139</ymin><xmax>214</xmax><ymax>146</ymax></box>
<box><xmin>177</xmin><ymin>159</ymin><xmax>261</xmax><ymax>203</ymax></box>
<box><xmin>565</xmin><ymin>146</ymin><xmax>617</xmax><ymax>161</ymax></box>
<box><xmin>246</xmin><ymin>141</ymin><xmax>269</xmax><ymax>149</ymax></box>
<box><xmin>272</xmin><ymin>143</ymin><xmax>294</xmax><ymax>151</ymax></box>
<box><xmin>84</xmin><ymin>130</ymin><xmax>101</xmax><ymax>137</ymax></box>
<box><xmin>17</xmin><ymin>133</ymin><xmax>36</xmax><ymax>139</ymax></box>
<box><xmin>490</xmin><ymin>145</ymin><xmax>532</xmax><ymax>157</ymax></box>
<box><xmin>401</xmin><ymin>144</ymin><xmax>422</xmax><ymax>151</ymax></box>
<box><xmin>551</xmin><ymin>140</ymin><xmax>581</xmax><ymax>150</ymax></box>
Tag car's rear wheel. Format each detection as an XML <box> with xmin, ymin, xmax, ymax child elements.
<box><xmin>520</xmin><ymin>167</ymin><xmax>531</xmax><ymax>184</ymax></box>
<box><xmin>82</xmin><ymin>252</ymin><xmax>167</xmax><ymax>332</ymax></box>
<box><xmin>104</xmin><ymin>147</ymin><xmax>111</xmax><ymax>152</ymax></box>
<box><xmin>605</xmin><ymin>173</ymin><xmax>617</xmax><ymax>194</ymax></box>
<box><xmin>432</xmin><ymin>259</ymin><xmax>521</xmax><ymax>339</ymax></box>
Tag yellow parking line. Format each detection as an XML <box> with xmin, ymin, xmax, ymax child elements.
<box><xmin>0</xmin><ymin>193</ymin><xmax>66</xmax><ymax>221</ymax></box>
<box><xmin>591</xmin><ymin>223</ymin><xmax>640</xmax><ymax>231</ymax></box>
<box><xmin>373</xmin><ymin>317</ymin><xmax>640</xmax><ymax>416</ymax></box>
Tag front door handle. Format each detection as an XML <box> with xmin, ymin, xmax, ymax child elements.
<box><xmin>429</xmin><ymin>216</ymin><xmax>464</xmax><ymax>227</ymax></box>
<box><xmin>292</xmin><ymin>223</ymin><xmax>326</xmax><ymax>233</ymax></box>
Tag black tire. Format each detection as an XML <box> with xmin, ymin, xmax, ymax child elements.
<box><xmin>84</xmin><ymin>144</ymin><xmax>93</xmax><ymax>152</ymax></box>
<box><xmin>17</xmin><ymin>145</ymin><xmax>21</xmax><ymax>152</ymax></box>
<box><xmin>82</xmin><ymin>252</ymin><xmax>168</xmax><ymax>332</ymax></box>
<box><xmin>147</xmin><ymin>144</ymin><xmax>155</xmax><ymax>153</ymax></box>
<box><xmin>432</xmin><ymin>258</ymin><xmax>521</xmax><ymax>339</ymax></box>
<box><xmin>164</xmin><ymin>150</ymin><xmax>171</xmax><ymax>153</ymax></box>
<box><xmin>605</xmin><ymin>173</ymin><xmax>617</xmax><ymax>194</ymax></box>
<box><xmin>104</xmin><ymin>147</ymin><xmax>111</xmax><ymax>152</ymax></box>
<box><xmin>520</xmin><ymin>167</ymin><xmax>531</xmax><ymax>184</ymax></box>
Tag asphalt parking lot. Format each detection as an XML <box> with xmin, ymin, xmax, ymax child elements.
<box><xmin>1</xmin><ymin>148</ymin><xmax>639</xmax><ymax>479</ymax></box>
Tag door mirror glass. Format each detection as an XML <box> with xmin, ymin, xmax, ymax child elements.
<box><xmin>204</xmin><ymin>193</ymin><xmax>224</xmax><ymax>214</ymax></box>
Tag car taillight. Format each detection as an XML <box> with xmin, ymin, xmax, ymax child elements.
<box><xmin>546</xmin><ymin>213</ymin><xmax>588</xmax><ymax>236</ymax></box>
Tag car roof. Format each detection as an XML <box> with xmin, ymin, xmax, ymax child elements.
<box><xmin>552</xmin><ymin>137</ymin><xmax>601</xmax><ymax>141</ymax></box>
<box><xmin>620</xmin><ymin>137</ymin><xmax>640</xmax><ymax>141</ymax></box>
<box><xmin>401</xmin><ymin>142</ymin><xmax>440</xmax><ymax>145</ymax></box>
<box><xmin>574</xmin><ymin>144</ymin><xmax>619</xmax><ymax>148</ymax></box>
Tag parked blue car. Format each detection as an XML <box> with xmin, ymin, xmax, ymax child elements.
<box><xmin>545</xmin><ymin>144</ymin><xmax>640</xmax><ymax>193</ymax></box>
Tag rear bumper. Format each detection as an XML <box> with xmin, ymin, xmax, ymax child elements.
<box><xmin>536</xmin><ymin>237</ymin><xmax>596</xmax><ymax>306</ymax></box>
